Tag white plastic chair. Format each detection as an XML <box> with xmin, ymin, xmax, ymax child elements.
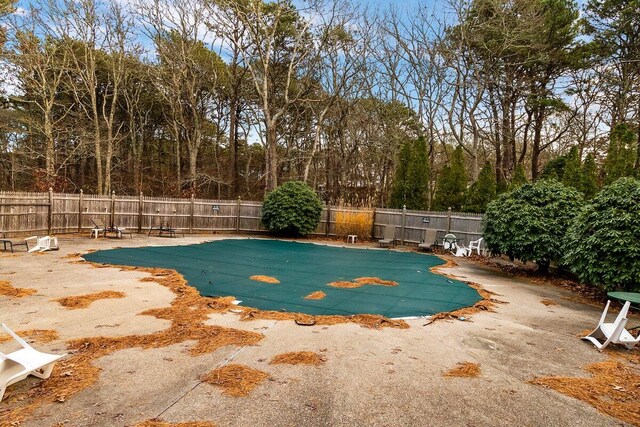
<box><xmin>27</xmin><ymin>236</ymin><xmax>59</xmax><ymax>253</ymax></box>
<box><xmin>582</xmin><ymin>301</ymin><xmax>640</xmax><ymax>350</ymax></box>
<box><xmin>468</xmin><ymin>238</ymin><xmax>484</xmax><ymax>256</ymax></box>
<box><xmin>0</xmin><ymin>324</ymin><xmax>66</xmax><ymax>401</ymax></box>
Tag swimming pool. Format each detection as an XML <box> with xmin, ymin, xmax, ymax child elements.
<box><xmin>84</xmin><ymin>239</ymin><xmax>482</xmax><ymax>318</ymax></box>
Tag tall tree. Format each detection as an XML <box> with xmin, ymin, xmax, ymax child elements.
<box><xmin>432</xmin><ymin>145</ymin><xmax>467</xmax><ymax>210</ymax></box>
<box><xmin>464</xmin><ymin>162</ymin><xmax>496</xmax><ymax>212</ymax></box>
<box><xmin>214</xmin><ymin>0</ymin><xmax>329</xmax><ymax>191</ymax></box>
<box><xmin>604</xmin><ymin>123</ymin><xmax>637</xmax><ymax>184</ymax></box>
<box><xmin>389</xmin><ymin>136</ymin><xmax>429</xmax><ymax>209</ymax></box>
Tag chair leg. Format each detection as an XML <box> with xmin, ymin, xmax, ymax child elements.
<box><xmin>31</xmin><ymin>362</ymin><xmax>56</xmax><ymax>379</ymax></box>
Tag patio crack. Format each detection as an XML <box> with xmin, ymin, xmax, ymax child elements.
<box><xmin>154</xmin><ymin>319</ymin><xmax>280</xmax><ymax>419</ymax></box>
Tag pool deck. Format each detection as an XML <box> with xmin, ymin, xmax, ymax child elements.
<box><xmin>1</xmin><ymin>234</ymin><xmax>637</xmax><ymax>427</ymax></box>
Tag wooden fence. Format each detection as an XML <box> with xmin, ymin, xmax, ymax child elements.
<box><xmin>0</xmin><ymin>190</ymin><xmax>484</xmax><ymax>245</ymax></box>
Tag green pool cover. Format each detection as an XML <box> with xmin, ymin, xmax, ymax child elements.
<box><xmin>83</xmin><ymin>238</ymin><xmax>482</xmax><ymax>318</ymax></box>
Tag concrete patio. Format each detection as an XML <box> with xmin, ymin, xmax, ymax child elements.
<box><xmin>0</xmin><ymin>235</ymin><xmax>636</xmax><ymax>427</ymax></box>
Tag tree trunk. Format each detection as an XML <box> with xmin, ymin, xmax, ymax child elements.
<box><xmin>44</xmin><ymin>114</ymin><xmax>55</xmax><ymax>184</ymax></box>
<box><xmin>266</xmin><ymin>121</ymin><xmax>278</xmax><ymax>191</ymax></box>
<box><xmin>531</xmin><ymin>108</ymin><xmax>545</xmax><ymax>180</ymax></box>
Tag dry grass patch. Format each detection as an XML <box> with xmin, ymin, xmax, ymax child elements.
<box><xmin>334</xmin><ymin>210</ymin><xmax>373</xmax><ymax>241</ymax></box>
<box><xmin>134</xmin><ymin>420</ymin><xmax>216</xmax><ymax>427</ymax></box>
<box><xmin>201</xmin><ymin>364</ymin><xmax>269</xmax><ymax>397</ymax></box>
<box><xmin>249</xmin><ymin>275</ymin><xmax>280</xmax><ymax>284</ymax></box>
<box><xmin>0</xmin><ymin>280</ymin><xmax>37</xmax><ymax>298</ymax></box>
<box><xmin>54</xmin><ymin>291</ymin><xmax>126</xmax><ymax>309</ymax></box>
<box><xmin>541</xmin><ymin>298</ymin><xmax>557</xmax><ymax>306</ymax></box>
<box><xmin>443</xmin><ymin>362</ymin><xmax>481</xmax><ymax>378</ymax></box>
<box><xmin>270</xmin><ymin>351</ymin><xmax>326</xmax><ymax>366</ymax></box>
<box><xmin>0</xmin><ymin>329</ymin><xmax>59</xmax><ymax>344</ymax></box>
<box><xmin>304</xmin><ymin>291</ymin><xmax>326</xmax><ymax>300</ymax></box>
<box><xmin>328</xmin><ymin>276</ymin><xmax>398</xmax><ymax>289</ymax></box>
<box><xmin>531</xmin><ymin>350</ymin><xmax>640</xmax><ymax>426</ymax></box>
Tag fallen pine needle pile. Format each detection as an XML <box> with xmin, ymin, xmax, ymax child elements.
<box><xmin>540</xmin><ymin>299</ymin><xmax>557</xmax><ymax>306</ymax></box>
<box><xmin>531</xmin><ymin>351</ymin><xmax>640</xmax><ymax>426</ymax></box>
<box><xmin>250</xmin><ymin>275</ymin><xmax>280</xmax><ymax>284</ymax></box>
<box><xmin>240</xmin><ymin>310</ymin><xmax>409</xmax><ymax>329</ymax></box>
<box><xmin>0</xmin><ymin>267</ymin><xmax>264</xmax><ymax>425</ymax></box>
<box><xmin>0</xmin><ymin>280</ymin><xmax>37</xmax><ymax>298</ymax></box>
<box><xmin>54</xmin><ymin>291</ymin><xmax>126</xmax><ymax>309</ymax></box>
<box><xmin>201</xmin><ymin>364</ymin><xmax>269</xmax><ymax>397</ymax></box>
<box><xmin>0</xmin><ymin>329</ymin><xmax>59</xmax><ymax>344</ymax></box>
<box><xmin>62</xmin><ymin>253</ymin><xmax>84</xmax><ymax>259</ymax></box>
<box><xmin>134</xmin><ymin>420</ymin><xmax>216</xmax><ymax>427</ymax></box>
<box><xmin>270</xmin><ymin>351</ymin><xmax>326</xmax><ymax>366</ymax></box>
<box><xmin>304</xmin><ymin>291</ymin><xmax>326</xmax><ymax>300</ymax></box>
<box><xmin>443</xmin><ymin>362</ymin><xmax>481</xmax><ymax>378</ymax></box>
<box><xmin>328</xmin><ymin>277</ymin><xmax>398</xmax><ymax>289</ymax></box>
<box><xmin>428</xmin><ymin>281</ymin><xmax>505</xmax><ymax>323</ymax></box>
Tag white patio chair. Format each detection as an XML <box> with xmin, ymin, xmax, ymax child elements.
<box><xmin>27</xmin><ymin>236</ymin><xmax>59</xmax><ymax>253</ymax></box>
<box><xmin>582</xmin><ymin>301</ymin><xmax>640</xmax><ymax>350</ymax></box>
<box><xmin>453</xmin><ymin>243</ymin><xmax>469</xmax><ymax>257</ymax></box>
<box><xmin>0</xmin><ymin>324</ymin><xmax>65</xmax><ymax>401</ymax></box>
<box><xmin>468</xmin><ymin>237</ymin><xmax>484</xmax><ymax>256</ymax></box>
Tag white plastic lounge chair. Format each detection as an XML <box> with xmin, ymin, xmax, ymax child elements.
<box><xmin>418</xmin><ymin>229</ymin><xmax>438</xmax><ymax>251</ymax></box>
<box><xmin>582</xmin><ymin>301</ymin><xmax>640</xmax><ymax>350</ymax></box>
<box><xmin>26</xmin><ymin>236</ymin><xmax>59</xmax><ymax>253</ymax></box>
<box><xmin>379</xmin><ymin>226</ymin><xmax>397</xmax><ymax>248</ymax></box>
<box><xmin>468</xmin><ymin>237</ymin><xmax>484</xmax><ymax>256</ymax></box>
<box><xmin>0</xmin><ymin>324</ymin><xmax>65</xmax><ymax>401</ymax></box>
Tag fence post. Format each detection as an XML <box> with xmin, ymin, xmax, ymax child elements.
<box><xmin>138</xmin><ymin>192</ymin><xmax>143</xmax><ymax>234</ymax></box>
<box><xmin>325</xmin><ymin>204</ymin><xmax>331</xmax><ymax>237</ymax></box>
<box><xmin>189</xmin><ymin>194</ymin><xmax>195</xmax><ymax>235</ymax></box>
<box><xmin>236</xmin><ymin>197</ymin><xmax>241</xmax><ymax>232</ymax></box>
<box><xmin>47</xmin><ymin>187</ymin><xmax>53</xmax><ymax>235</ymax></box>
<box><xmin>78</xmin><ymin>189</ymin><xmax>84</xmax><ymax>233</ymax></box>
<box><xmin>400</xmin><ymin>204</ymin><xmax>406</xmax><ymax>245</ymax></box>
<box><xmin>110</xmin><ymin>191</ymin><xmax>116</xmax><ymax>228</ymax></box>
<box><xmin>447</xmin><ymin>207</ymin><xmax>452</xmax><ymax>233</ymax></box>
<box><xmin>370</xmin><ymin>207</ymin><xmax>376</xmax><ymax>240</ymax></box>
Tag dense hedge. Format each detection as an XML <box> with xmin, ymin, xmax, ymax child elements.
<box><xmin>483</xmin><ymin>180</ymin><xmax>583</xmax><ymax>272</ymax></box>
<box><xmin>564</xmin><ymin>177</ymin><xmax>640</xmax><ymax>292</ymax></box>
<box><xmin>261</xmin><ymin>181</ymin><xmax>323</xmax><ymax>236</ymax></box>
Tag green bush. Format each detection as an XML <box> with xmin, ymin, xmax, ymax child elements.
<box><xmin>564</xmin><ymin>177</ymin><xmax>640</xmax><ymax>292</ymax></box>
<box><xmin>483</xmin><ymin>180</ymin><xmax>583</xmax><ymax>272</ymax></box>
<box><xmin>261</xmin><ymin>181</ymin><xmax>323</xmax><ymax>236</ymax></box>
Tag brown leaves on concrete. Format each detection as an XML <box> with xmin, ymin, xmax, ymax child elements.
<box><xmin>133</xmin><ymin>420</ymin><xmax>216</xmax><ymax>427</ymax></box>
<box><xmin>541</xmin><ymin>299</ymin><xmax>557</xmax><ymax>306</ymax></box>
<box><xmin>531</xmin><ymin>350</ymin><xmax>640</xmax><ymax>426</ymax></box>
<box><xmin>328</xmin><ymin>277</ymin><xmax>398</xmax><ymax>288</ymax></box>
<box><xmin>249</xmin><ymin>275</ymin><xmax>280</xmax><ymax>284</ymax></box>
<box><xmin>304</xmin><ymin>291</ymin><xmax>326</xmax><ymax>300</ymax></box>
<box><xmin>270</xmin><ymin>351</ymin><xmax>326</xmax><ymax>366</ymax></box>
<box><xmin>0</xmin><ymin>280</ymin><xmax>37</xmax><ymax>298</ymax></box>
<box><xmin>201</xmin><ymin>364</ymin><xmax>269</xmax><ymax>397</ymax></box>
<box><xmin>54</xmin><ymin>291</ymin><xmax>126</xmax><ymax>309</ymax></box>
<box><xmin>0</xmin><ymin>329</ymin><xmax>59</xmax><ymax>344</ymax></box>
<box><xmin>443</xmin><ymin>362</ymin><xmax>481</xmax><ymax>378</ymax></box>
